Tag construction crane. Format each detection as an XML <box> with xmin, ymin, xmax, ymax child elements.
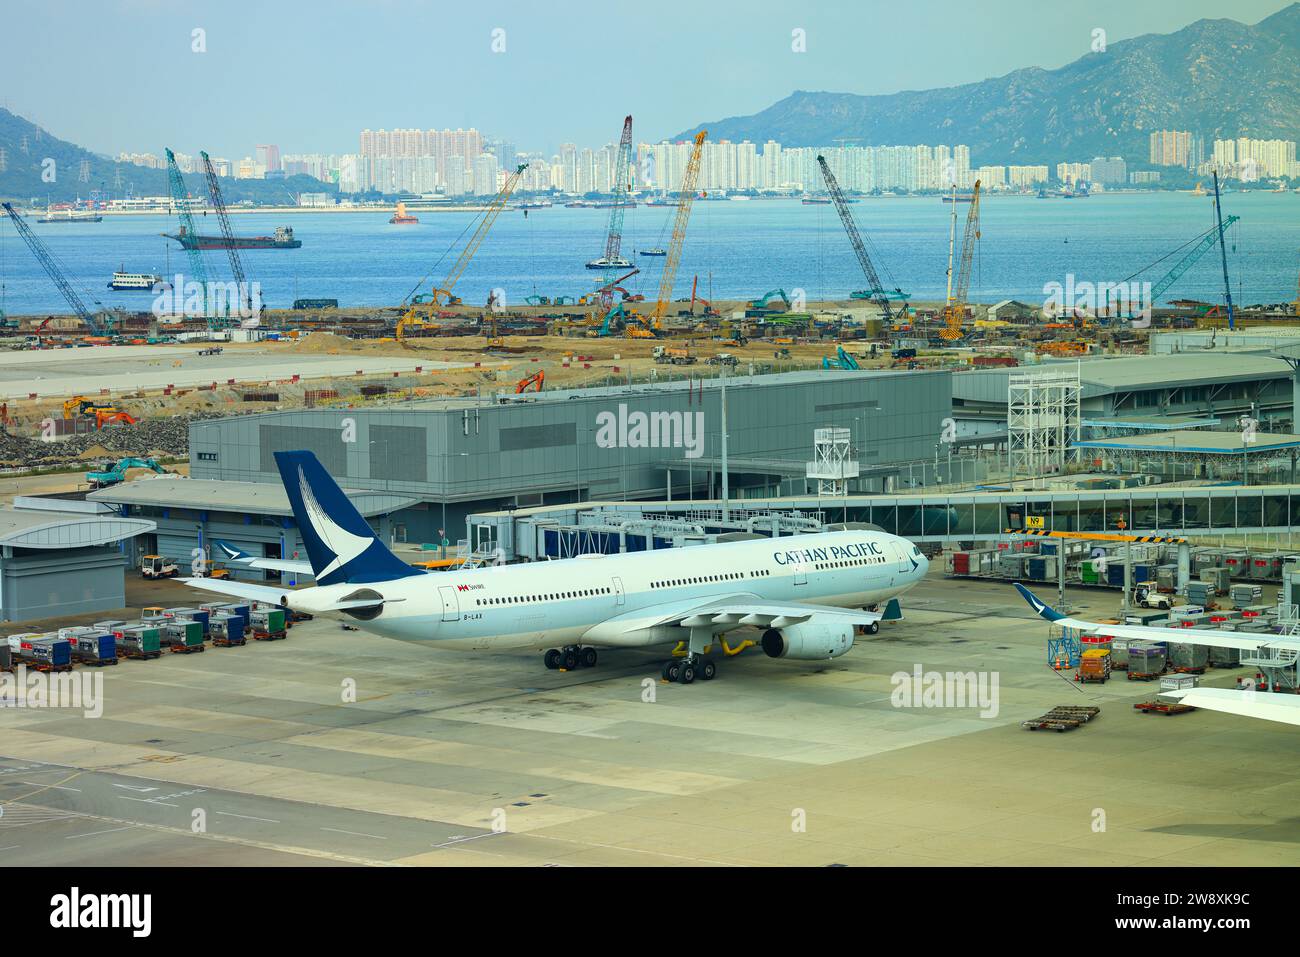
<box><xmin>649</xmin><ymin>131</ymin><xmax>707</xmax><ymax>332</ymax></box>
<box><xmin>816</xmin><ymin>155</ymin><xmax>904</xmax><ymax>323</ymax></box>
<box><xmin>200</xmin><ymin>150</ymin><xmax>250</xmax><ymax>318</ymax></box>
<box><xmin>397</xmin><ymin>163</ymin><xmax>527</xmax><ymax>342</ymax></box>
<box><xmin>941</xmin><ymin>180</ymin><xmax>981</xmax><ymax>341</ymax></box>
<box><xmin>597</xmin><ymin>116</ymin><xmax>634</xmax><ymax>301</ymax></box>
<box><xmin>2</xmin><ymin>202</ymin><xmax>113</xmax><ymax>335</ymax></box>
<box><xmin>1211</xmin><ymin>170</ymin><xmax>1235</xmax><ymax>330</ymax></box>
<box><xmin>164</xmin><ymin>147</ymin><xmax>211</xmax><ymax>318</ymax></box>
<box><xmin>1121</xmin><ymin>214</ymin><xmax>1241</xmax><ymax>321</ymax></box>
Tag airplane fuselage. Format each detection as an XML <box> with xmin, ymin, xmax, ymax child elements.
<box><xmin>294</xmin><ymin>531</ymin><xmax>928</xmax><ymax>651</ymax></box>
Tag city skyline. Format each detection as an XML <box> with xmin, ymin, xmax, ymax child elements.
<box><xmin>2</xmin><ymin>0</ymin><xmax>1294</xmax><ymax>162</ymax></box>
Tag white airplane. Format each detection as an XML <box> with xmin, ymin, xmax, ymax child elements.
<box><xmin>185</xmin><ymin>450</ymin><xmax>930</xmax><ymax>683</ymax></box>
<box><xmin>212</xmin><ymin>539</ymin><xmax>313</xmax><ymax>577</ymax></box>
<box><xmin>1016</xmin><ymin>583</ymin><xmax>1300</xmax><ymax>726</ymax></box>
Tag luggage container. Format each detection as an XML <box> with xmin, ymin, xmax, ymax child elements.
<box><xmin>11</xmin><ymin>635</ymin><xmax>72</xmax><ymax>670</ymax></box>
<box><xmin>1080</xmin><ymin>560</ymin><xmax>1100</xmax><ymax>585</ymax></box>
<box><xmin>165</xmin><ymin>607</ymin><xmax>210</xmax><ymax>636</ymax></box>
<box><xmin>0</xmin><ymin>644</ymin><xmax>11</xmax><ymax>671</ymax></box>
<box><xmin>1221</xmin><ymin>551</ymin><xmax>1249</xmax><ymax>579</ymax></box>
<box><xmin>93</xmin><ymin>620</ymin><xmax>130</xmax><ymax>634</ymax></box>
<box><xmin>210</xmin><ymin>613</ymin><xmax>246</xmax><ymax>647</ymax></box>
<box><xmin>1186</xmin><ymin>582</ymin><xmax>1214</xmax><ymax>603</ymax></box>
<box><xmin>1250</xmin><ymin>554</ymin><xmax>1282</xmax><ymax>581</ymax></box>
<box><xmin>1156</xmin><ymin>564</ymin><xmax>1178</xmax><ymax>593</ymax></box>
<box><xmin>1169</xmin><ymin>639</ymin><xmax>1209</xmax><ymax>673</ymax></box>
<box><xmin>1230</xmin><ymin>583</ymin><xmax>1263</xmax><ymax>606</ymax></box>
<box><xmin>117</xmin><ymin>625</ymin><xmax>162</xmax><ymax>660</ymax></box>
<box><xmin>950</xmin><ymin>551</ymin><xmax>972</xmax><ymax>575</ymax></box>
<box><xmin>1193</xmin><ymin>549</ymin><xmax>1222</xmax><ymax>573</ymax></box>
<box><xmin>1106</xmin><ymin>562</ymin><xmax>1128</xmax><ymax>587</ymax></box>
<box><xmin>161</xmin><ymin>620</ymin><xmax>205</xmax><ymax>653</ymax></box>
<box><xmin>1109</xmin><ymin>638</ymin><xmax>1130</xmax><ymax>671</ymax></box>
<box><xmin>1208</xmin><ymin>641</ymin><xmax>1241</xmax><ymax>668</ymax></box>
<box><xmin>1127</xmin><ymin>641</ymin><xmax>1167</xmax><ymax>678</ymax></box>
<box><xmin>1124</xmin><ymin>609</ymin><xmax>1168</xmax><ymax>626</ymax></box>
<box><xmin>1200</xmin><ymin>566</ymin><xmax>1231</xmax><ymax>593</ymax></box>
<box><xmin>62</xmin><ymin>629</ymin><xmax>118</xmax><ymax>666</ymax></box>
<box><xmin>996</xmin><ymin>553</ymin><xmax>1025</xmax><ymax>579</ymax></box>
<box><xmin>250</xmin><ymin>608</ymin><xmax>287</xmax><ymax>641</ymax></box>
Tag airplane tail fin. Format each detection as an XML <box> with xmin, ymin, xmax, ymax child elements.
<box><xmin>273</xmin><ymin>450</ymin><xmax>422</xmax><ymax>586</ymax></box>
<box><xmin>1014</xmin><ymin>582</ymin><xmax>1067</xmax><ymax>623</ymax></box>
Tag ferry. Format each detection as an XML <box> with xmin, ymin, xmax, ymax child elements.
<box><xmin>40</xmin><ymin>208</ymin><xmax>102</xmax><ymax>223</ymax></box>
<box><xmin>517</xmin><ymin>200</ymin><xmax>552</xmax><ymax>209</ymax></box>
<box><xmin>585</xmin><ymin>256</ymin><xmax>633</xmax><ymax>270</ymax></box>
<box><xmin>639</xmin><ymin>248</ymin><xmax>667</xmax><ymax>257</ymax></box>
<box><xmin>108</xmin><ymin>268</ymin><xmax>164</xmax><ymax>291</ymax></box>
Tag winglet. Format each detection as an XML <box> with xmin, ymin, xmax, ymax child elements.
<box><xmin>1014</xmin><ymin>583</ymin><xmax>1067</xmax><ymax>622</ymax></box>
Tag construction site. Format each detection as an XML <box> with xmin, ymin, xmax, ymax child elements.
<box><xmin>2</xmin><ymin>122</ymin><xmax>1297</xmax><ymax>484</ymax></box>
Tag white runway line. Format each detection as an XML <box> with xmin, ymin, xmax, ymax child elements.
<box><xmin>216</xmin><ymin>811</ymin><xmax>280</xmax><ymax>823</ymax></box>
<box><xmin>321</xmin><ymin>827</ymin><xmax>387</xmax><ymax>840</ymax></box>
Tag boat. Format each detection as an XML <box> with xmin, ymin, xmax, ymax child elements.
<box><xmin>39</xmin><ymin>207</ymin><xmax>102</xmax><ymax>223</ymax></box>
<box><xmin>164</xmin><ymin>225</ymin><xmax>301</xmax><ymax>249</ymax></box>
<box><xmin>565</xmin><ymin>200</ymin><xmax>597</xmax><ymax>208</ymax></box>
<box><xmin>389</xmin><ymin>202</ymin><xmax>419</xmax><ymax>224</ymax></box>
<box><xmin>518</xmin><ymin>200</ymin><xmax>552</xmax><ymax>209</ymax></box>
<box><xmin>645</xmin><ymin>198</ymin><xmax>678</xmax><ymax>207</ymax></box>
<box><xmin>942</xmin><ymin>194</ymin><xmax>975</xmax><ymax>203</ymax></box>
<box><xmin>591</xmin><ymin>200</ymin><xmax>636</xmax><ymax>209</ymax></box>
<box><xmin>585</xmin><ymin>257</ymin><xmax>633</xmax><ymax>270</ymax></box>
<box><xmin>108</xmin><ymin>267</ymin><xmax>164</xmax><ymax>291</ymax></box>
<box><xmin>639</xmin><ymin>248</ymin><xmax>667</xmax><ymax>257</ymax></box>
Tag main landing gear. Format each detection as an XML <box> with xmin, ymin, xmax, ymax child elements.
<box><xmin>543</xmin><ymin>645</ymin><xmax>598</xmax><ymax>671</ymax></box>
<box><xmin>661</xmin><ymin>656</ymin><xmax>717</xmax><ymax>684</ymax></box>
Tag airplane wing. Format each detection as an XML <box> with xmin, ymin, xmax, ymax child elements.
<box><xmin>1164</xmin><ymin>687</ymin><xmax>1300</xmax><ymax>726</ymax></box>
<box><xmin>180</xmin><ymin>577</ymin><xmax>291</xmax><ymax>604</ymax></box>
<box><xmin>212</xmin><ymin>539</ymin><xmax>315</xmax><ymax>577</ymax></box>
<box><xmin>583</xmin><ymin>592</ymin><xmax>883</xmax><ymax>643</ymax></box>
<box><xmin>1013</xmin><ymin>583</ymin><xmax>1300</xmax><ymax>654</ymax></box>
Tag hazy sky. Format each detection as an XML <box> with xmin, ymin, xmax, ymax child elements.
<box><xmin>2</xmin><ymin>0</ymin><xmax>1293</xmax><ymax>160</ymax></box>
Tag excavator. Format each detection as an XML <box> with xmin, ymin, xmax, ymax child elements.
<box><xmin>515</xmin><ymin>370</ymin><xmax>544</xmax><ymax>394</ymax></box>
<box><xmin>63</xmin><ymin>396</ymin><xmax>138</xmax><ymax>429</ymax></box>
<box><xmin>85</xmin><ymin>457</ymin><xmax>168</xmax><ymax>489</ymax></box>
<box><xmin>821</xmin><ymin>345</ymin><xmax>861</xmax><ymax>370</ymax></box>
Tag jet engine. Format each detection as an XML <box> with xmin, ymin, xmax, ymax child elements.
<box><xmin>761</xmin><ymin>621</ymin><xmax>854</xmax><ymax>660</ymax></box>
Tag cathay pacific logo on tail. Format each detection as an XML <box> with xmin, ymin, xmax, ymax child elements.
<box><xmin>298</xmin><ymin>465</ymin><xmax>372</xmax><ymax>579</ymax></box>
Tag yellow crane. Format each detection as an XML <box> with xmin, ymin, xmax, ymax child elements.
<box><xmin>646</xmin><ymin>131</ymin><xmax>707</xmax><ymax>335</ymax></box>
<box><xmin>941</xmin><ymin>179</ymin><xmax>981</xmax><ymax>342</ymax></box>
<box><xmin>396</xmin><ymin>164</ymin><xmax>528</xmax><ymax>342</ymax></box>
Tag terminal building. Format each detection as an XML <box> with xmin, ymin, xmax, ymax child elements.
<box><xmin>89</xmin><ymin>369</ymin><xmax>953</xmax><ymax>567</ymax></box>
<box><xmin>952</xmin><ymin>354</ymin><xmax>1294</xmax><ymax>433</ymax></box>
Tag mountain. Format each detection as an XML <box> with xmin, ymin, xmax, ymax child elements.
<box><xmin>675</xmin><ymin>4</ymin><xmax>1300</xmax><ymax>165</ymax></box>
<box><xmin>0</xmin><ymin>108</ymin><xmax>333</xmax><ymax>205</ymax></box>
